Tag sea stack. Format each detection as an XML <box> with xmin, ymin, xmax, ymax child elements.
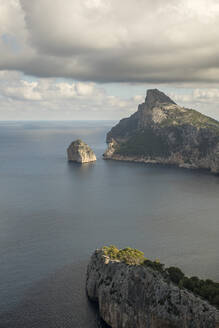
<box><xmin>104</xmin><ymin>89</ymin><xmax>219</xmax><ymax>174</ymax></box>
<box><xmin>86</xmin><ymin>247</ymin><xmax>218</xmax><ymax>328</ymax></box>
<box><xmin>67</xmin><ymin>139</ymin><xmax>96</xmax><ymax>163</ymax></box>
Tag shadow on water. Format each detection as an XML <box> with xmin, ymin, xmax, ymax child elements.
<box><xmin>0</xmin><ymin>261</ymin><xmax>108</xmax><ymax>328</ymax></box>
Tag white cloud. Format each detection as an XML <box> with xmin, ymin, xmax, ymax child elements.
<box><xmin>0</xmin><ymin>71</ymin><xmax>218</xmax><ymax>121</ymax></box>
<box><xmin>3</xmin><ymin>80</ymin><xmax>42</xmax><ymax>100</ymax></box>
<box><xmin>0</xmin><ymin>71</ymin><xmax>143</xmax><ymax>120</ymax></box>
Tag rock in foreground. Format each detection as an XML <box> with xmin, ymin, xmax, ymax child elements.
<box><xmin>104</xmin><ymin>89</ymin><xmax>219</xmax><ymax>173</ymax></box>
<box><xmin>86</xmin><ymin>247</ymin><xmax>218</xmax><ymax>328</ymax></box>
<box><xmin>67</xmin><ymin>139</ymin><xmax>96</xmax><ymax>163</ymax></box>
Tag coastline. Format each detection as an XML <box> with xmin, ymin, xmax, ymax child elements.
<box><xmin>103</xmin><ymin>154</ymin><xmax>219</xmax><ymax>174</ymax></box>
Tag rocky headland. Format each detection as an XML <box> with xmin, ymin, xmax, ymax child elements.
<box><xmin>67</xmin><ymin>139</ymin><xmax>96</xmax><ymax>163</ymax></box>
<box><xmin>86</xmin><ymin>246</ymin><xmax>219</xmax><ymax>328</ymax></box>
<box><xmin>103</xmin><ymin>89</ymin><xmax>219</xmax><ymax>174</ymax></box>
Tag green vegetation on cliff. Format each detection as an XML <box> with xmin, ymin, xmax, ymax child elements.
<box><xmin>103</xmin><ymin>245</ymin><xmax>219</xmax><ymax>308</ymax></box>
<box><xmin>103</xmin><ymin>245</ymin><xmax>145</xmax><ymax>265</ymax></box>
<box><xmin>115</xmin><ymin>128</ymin><xmax>171</xmax><ymax>157</ymax></box>
<box><xmin>160</xmin><ymin>106</ymin><xmax>219</xmax><ymax>130</ymax></box>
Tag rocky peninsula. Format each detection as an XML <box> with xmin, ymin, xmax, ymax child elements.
<box><xmin>103</xmin><ymin>89</ymin><xmax>219</xmax><ymax>174</ymax></box>
<box><xmin>86</xmin><ymin>246</ymin><xmax>219</xmax><ymax>328</ymax></box>
<box><xmin>67</xmin><ymin>139</ymin><xmax>96</xmax><ymax>163</ymax></box>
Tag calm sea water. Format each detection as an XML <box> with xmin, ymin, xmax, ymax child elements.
<box><xmin>0</xmin><ymin>120</ymin><xmax>218</xmax><ymax>327</ymax></box>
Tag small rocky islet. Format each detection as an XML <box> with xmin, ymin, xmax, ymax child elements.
<box><xmin>67</xmin><ymin>139</ymin><xmax>96</xmax><ymax>163</ymax></box>
<box><xmin>86</xmin><ymin>246</ymin><xmax>219</xmax><ymax>328</ymax></box>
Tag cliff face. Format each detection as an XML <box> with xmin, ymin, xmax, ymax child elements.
<box><xmin>103</xmin><ymin>89</ymin><xmax>219</xmax><ymax>173</ymax></box>
<box><xmin>86</xmin><ymin>249</ymin><xmax>218</xmax><ymax>328</ymax></box>
<box><xmin>67</xmin><ymin>139</ymin><xmax>96</xmax><ymax>163</ymax></box>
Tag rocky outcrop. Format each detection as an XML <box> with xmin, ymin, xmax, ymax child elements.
<box><xmin>86</xmin><ymin>249</ymin><xmax>218</xmax><ymax>328</ymax></box>
<box><xmin>67</xmin><ymin>139</ymin><xmax>96</xmax><ymax>163</ymax></box>
<box><xmin>103</xmin><ymin>89</ymin><xmax>219</xmax><ymax>174</ymax></box>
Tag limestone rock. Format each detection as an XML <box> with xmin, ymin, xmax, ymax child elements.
<box><xmin>86</xmin><ymin>249</ymin><xmax>218</xmax><ymax>328</ymax></box>
<box><xmin>103</xmin><ymin>89</ymin><xmax>219</xmax><ymax>174</ymax></box>
<box><xmin>67</xmin><ymin>139</ymin><xmax>96</xmax><ymax>163</ymax></box>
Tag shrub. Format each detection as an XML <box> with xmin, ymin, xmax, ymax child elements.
<box><xmin>143</xmin><ymin>259</ymin><xmax>164</xmax><ymax>272</ymax></box>
<box><xmin>166</xmin><ymin>267</ymin><xmax>185</xmax><ymax>285</ymax></box>
<box><xmin>103</xmin><ymin>245</ymin><xmax>145</xmax><ymax>265</ymax></box>
<box><xmin>178</xmin><ymin>276</ymin><xmax>219</xmax><ymax>308</ymax></box>
<box><xmin>103</xmin><ymin>245</ymin><xmax>119</xmax><ymax>259</ymax></box>
<box><xmin>102</xmin><ymin>245</ymin><xmax>219</xmax><ymax>309</ymax></box>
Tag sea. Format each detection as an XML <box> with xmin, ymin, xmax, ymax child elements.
<box><xmin>0</xmin><ymin>120</ymin><xmax>218</xmax><ymax>328</ymax></box>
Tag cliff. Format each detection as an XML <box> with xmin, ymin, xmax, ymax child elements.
<box><xmin>86</xmin><ymin>247</ymin><xmax>218</xmax><ymax>328</ymax></box>
<box><xmin>67</xmin><ymin>139</ymin><xmax>96</xmax><ymax>163</ymax></box>
<box><xmin>103</xmin><ymin>89</ymin><xmax>219</xmax><ymax>173</ymax></box>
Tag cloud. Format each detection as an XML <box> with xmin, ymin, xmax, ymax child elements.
<box><xmin>0</xmin><ymin>0</ymin><xmax>219</xmax><ymax>84</ymax></box>
<box><xmin>0</xmin><ymin>71</ymin><xmax>144</xmax><ymax>120</ymax></box>
<box><xmin>0</xmin><ymin>0</ymin><xmax>219</xmax><ymax>121</ymax></box>
<box><xmin>0</xmin><ymin>71</ymin><xmax>218</xmax><ymax>121</ymax></box>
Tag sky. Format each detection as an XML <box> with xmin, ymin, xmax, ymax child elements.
<box><xmin>1</xmin><ymin>0</ymin><xmax>219</xmax><ymax>120</ymax></box>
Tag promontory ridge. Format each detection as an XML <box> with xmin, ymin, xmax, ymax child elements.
<box><xmin>104</xmin><ymin>89</ymin><xmax>219</xmax><ymax>173</ymax></box>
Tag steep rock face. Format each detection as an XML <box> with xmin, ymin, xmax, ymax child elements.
<box><xmin>67</xmin><ymin>139</ymin><xmax>96</xmax><ymax>163</ymax></box>
<box><xmin>103</xmin><ymin>89</ymin><xmax>219</xmax><ymax>173</ymax></box>
<box><xmin>86</xmin><ymin>249</ymin><xmax>218</xmax><ymax>328</ymax></box>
